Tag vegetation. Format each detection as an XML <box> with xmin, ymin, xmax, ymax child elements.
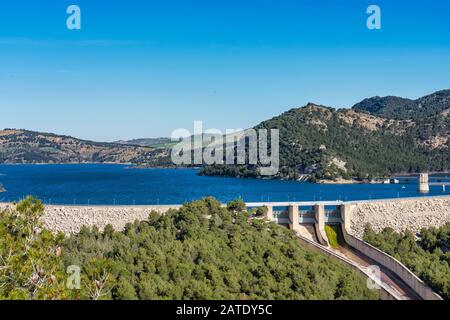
<box><xmin>226</xmin><ymin>199</ymin><xmax>246</xmax><ymax>212</ymax></box>
<box><xmin>254</xmin><ymin>206</ymin><xmax>269</xmax><ymax>217</ymax></box>
<box><xmin>364</xmin><ymin>223</ymin><xmax>450</xmax><ymax>299</ymax></box>
<box><xmin>115</xmin><ymin>137</ymin><xmax>177</xmax><ymax>149</ymax></box>
<box><xmin>201</xmin><ymin>90</ymin><xmax>450</xmax><ymax>181</ymax></box>
<box><xmin>0</xmin><ymin>197</ymin><xmax>71</xmax><ymax>299</ymax></box>
<box><xmin>0</xmin><ymin>197</ymin><xmax>378</xmax><ymax>300</ymax></box>
<box><xmin>0</xmin><ymin>129</ymin><xmax>168</xmax><ymax>164</ymax></box>
<box><xmin>353</xmin><ymin>89</ymin><xmax>450</xmax><ymax>120</ymax></box>
<box><xmin>325</xmin><ymin>225</ymin><xmax>342</xmax><ymax>249</ymax></box>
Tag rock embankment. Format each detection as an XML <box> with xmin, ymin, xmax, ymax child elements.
<box><xmin>350</xmin><ymin>197</ymin><xmax>450</xmax><ymax>238</ymax></box>
<box><xmin>0</xmin><ymin>203</ymin><xmax>181</xmax><ymax>234</ymax></box>
<box><xmin>2</xmin><ymin>196</ymin><xmax>450</xmax><ymax>236</ymax></box>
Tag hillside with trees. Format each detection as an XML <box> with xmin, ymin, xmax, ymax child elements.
<box><xmin>364</xmin><ymin>223</ymin><xmax>450</xmax><ymax>300</ymax></box>
<box><xmin>201</xmin><ymin>90</ymin><xmax>450</xmax><ymax>182</ymax></box>
<box><xmin>0</xmin><ymin>197</ymin><xmax>377</xmax><ymax>300</ymax></box>
<box><xmin>0</xmin><ymin>129</ymin><xmax>167</xmax><ymax>164</ymax></box>
<box><xmin>115</xmin><ymin>137</ymin><xmax>176</xmax><ymax>148</ymax></box>
<box><xmin>353</xmin><ymin>89</ymin><xmax>450</xmax><ymax>120</ymax></box>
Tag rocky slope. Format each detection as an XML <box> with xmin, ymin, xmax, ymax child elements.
<box><xmin>349</xmin><ymin>197</ymin><xmax>450</xmax><ymax>238</ymax></box>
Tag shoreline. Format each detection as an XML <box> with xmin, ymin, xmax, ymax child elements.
<box><xmin>2</xmin><ymin>162</ymin><xmax>450</xmax><ymax>185</ymax></box>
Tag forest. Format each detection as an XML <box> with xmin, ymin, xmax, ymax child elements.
<box><xmin>0</xmin><ymin>197</ymin><xmax>378</xmax><ymax>300</ymax></box>
<box><xmin>364</xmin><ymin>223</ymin><xmax>450</xmax><ymax>299</ymax></box>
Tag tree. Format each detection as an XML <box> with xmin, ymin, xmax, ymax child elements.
<box><xmin>1</xmin><ymin>196</ymin><xmax>379</xmax><ymax>300</ymax></box>
<box><xmin>364</xmin><ymin>223</ymin><xmax>450</xmax><ymax>299</ymax></box>
<box><xmin>226</xmin><ymin>199</ymin><xmax>246</xmax><ymax>212</ymax></box>
<box><xmin>255</xmin><ymin>206</ymin><xmax>269</xmax><ymax>217</ymax></box>
<box><xmin>0</xmin><ymin>196</ymin><xmax>72</xmax><ymax>299</ymax></box>
<box><xmin>62</xmin><ymin>198</ymin><xmax>377</xmax><ymax>300</ymax></box>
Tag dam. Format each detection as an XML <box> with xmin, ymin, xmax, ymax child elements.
<box><xmin>246</xmin><ymin>197</ymin><xmax>448</xmax><ymax>301</ymax></box>
<box><xmin>1</xmin><ymin>195</ymin><xmax>449</xmax><ymax>300</ymax></box>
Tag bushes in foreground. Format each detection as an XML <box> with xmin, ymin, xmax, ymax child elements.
<box><xmin>1</xmin><ymin>197</ymin><xmax>377</xmax><ymax>300</ymax></box>
<box><xmin>0</xmin><ymin>197</ymin><xmax>71</xmax><ymax>299</ymax></box>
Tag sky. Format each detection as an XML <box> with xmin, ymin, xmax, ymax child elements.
<box><xmin>0</xmin><ymin>0</ymin><xmax>449</xmax><ymax>141</ymax></box>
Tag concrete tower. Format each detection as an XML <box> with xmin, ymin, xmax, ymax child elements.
<box><xmin>418</xmin><ymin>173</ymin><xmax>430</xmax><ymax>193</ymax></box>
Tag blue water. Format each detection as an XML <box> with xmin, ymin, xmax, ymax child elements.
<box><xmin>0</xmin><ymin>164</ymin><xmax>448</xmax><ymax>205</ymax></box>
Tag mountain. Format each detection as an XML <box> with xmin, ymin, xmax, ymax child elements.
<box><xmin>352</xmin><ymin>89</ymin><xmax>450</xmax><ymax>120</ymax></box>
<box><xmin>201</xmin><ymin>90</ymin><xmax>450</xmax><ymax>182</ymax></box>
<box><xmin>0</xmin><ymin>129</ymin><xmax>166</xmax><ymax>164</ymax></box>
<box><xmin>3</xmin><ymin>89</ymin><xmax>450</xmax><ymax>181</ymax></box>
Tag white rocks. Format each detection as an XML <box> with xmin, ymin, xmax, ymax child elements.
<box><xmin>2</xmin><ymin>196</ymin><xmax>450</xmax><ymax>237</ymax></box>
<box><xmin>0</xmin><ymin>203</ymin><xmax>181</xmax><ymax>234</ymax></box>
<box><xmin>350</xmin><ymin>197</ymin><xmax>450</xmax><ymax>238</ymax></box>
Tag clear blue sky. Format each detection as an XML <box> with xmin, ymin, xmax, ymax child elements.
<box><xmin>0</xmin><ymin>0</ymin><xmax>449</xmax><ymax>141</ymax></box>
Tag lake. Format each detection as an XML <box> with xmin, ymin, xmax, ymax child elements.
<box><xmin>0</xmin><ymin>164</ymin><xmax>448</xmax><ymax>205</ymax></box>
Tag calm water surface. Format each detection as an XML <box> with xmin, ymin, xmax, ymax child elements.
<box><xmin>0</xmin><ymin>164</ymin><xmax>448</xmax><ymax>205</ymax></box>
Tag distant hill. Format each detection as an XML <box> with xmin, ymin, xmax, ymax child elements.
<box><xmin>201</xmin><ymin>90</ymin><xmax>450</xmax><ymax>182</ymax></box>
<box><xmin>352</xmin><ymin>89</ymin><xmax>450</xmax><ymax>120</ymax></box>
<box><xmin>115</xmin><ymin>137</ymin><xmax>176</xmax><ymax>148</ymax></box>
<box><xmin>0</xmin><ymin>129</ymin><xmax>167</xmax><ymax>164</ymax></box>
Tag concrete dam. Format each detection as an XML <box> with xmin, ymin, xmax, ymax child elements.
<box><xmin>246</xmin><ymin>197</ymin><xmax>448</xmax><ymax>301</ymax></box>
<box><xmin>1</xmin><ymin>195</ymin><xmax>449</xmax><ymax>300</ymax></box>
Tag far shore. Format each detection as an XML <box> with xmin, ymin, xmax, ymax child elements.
<box><xmin>1</xmin><ymin>161</ymin><xmax>449</xmax><ymax>185</ymax></box>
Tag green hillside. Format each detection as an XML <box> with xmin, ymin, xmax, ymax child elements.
<box><xmin>353</xmin><ymin>89</ymin><xmax>450</xmax><ymax>120</ymax></box>
<box><xmin>201</xmin><ymin>90</ymin><xmax>450</xmax><ymax>181</ymax></box>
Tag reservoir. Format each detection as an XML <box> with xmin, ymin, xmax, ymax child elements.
<box><xmin>0</xmin><ymin>164</ymin><xmax>447</xmax><ymax>205</ymax></box>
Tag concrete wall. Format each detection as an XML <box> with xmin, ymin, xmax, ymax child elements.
<box><xmin>340</xmin><ymin>203</ymin><xmax>354</xmax><ymax>234</ymax></box>
<box><xmin>341</xmin><ymin>226</ymin><xmax>442</xmax><ymax>300</ymax></box>
<box><xmin>265</xmin><ymin>205</ymin><xmax>274</xmax><ymax>221</ymax></box>
<box><xmin>288</xmin><ymin>205</ymin><xmax>299</xmax><ymax>231</ymax></box>
<box><xmin>419</xmin><ymin>173</ymin><xmax>430</xmax><ymax>193</ymax></box>
<box><xmin>314</xmin><ymin>205</ymin><xmax>329</xmax><ymax>246</ymax></box>
<box><xmin>249</xmin><ymin>197</ymin><xmax>450</xmax><ymax>240</ymax></box>
<box><xmin>264</xmin><ymin>203</ymin><xmax>331</xmax><ymax>246</ymax></box>
<box><xmin>296</xmin><ymin>235</ymin><xmax>399</xmax><ymax>300</ymax></box>
<box><xmin>250</xmin><ymin>200</ymin><xmax>444</xmax><ymax>300</ymax></box>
